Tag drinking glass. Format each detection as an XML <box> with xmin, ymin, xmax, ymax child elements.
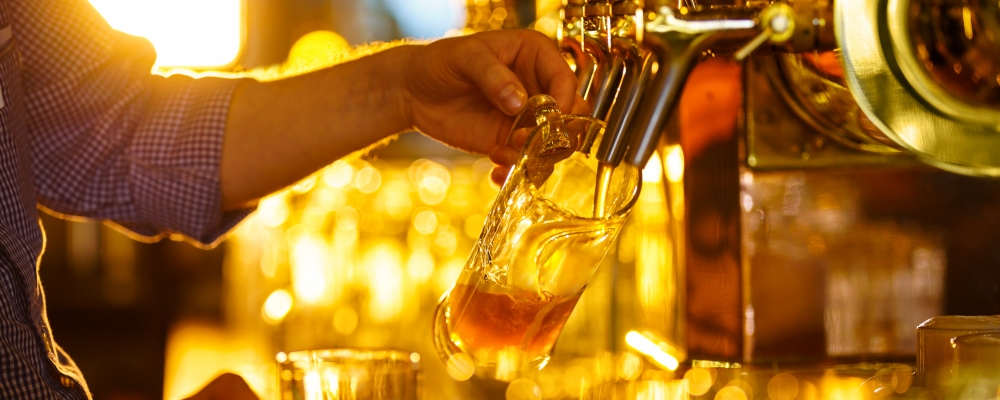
<box><xmin>277</xmin><ymin>348</ymin><xmax>421</xmax><ymax>400</ymax></box>
<box><xmin>948</xmin><ymin>332</ymin><xmax>1000</xmax><ymax>398</ymax></box>
<box><xmin>432</xmin><ymin>95</ymin><xmax>641</xmax><ymax>382</ymax></box>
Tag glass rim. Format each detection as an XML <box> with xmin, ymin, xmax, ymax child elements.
<box><xmin>516</xmin><ymin>115</ymin><xmax>642</xmax><ymax>221</ymax></box>
<box><xmin>953</xmin><ymin>332</ymin><xmax>1000</xmax><ymax>347</ymax></box>
<box><xmin>277</xmin><ymin>348</ymin><xmax>421</xmax><ymax>368</ymax></box>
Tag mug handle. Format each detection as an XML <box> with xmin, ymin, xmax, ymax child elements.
<box><xmin>506</xmin><ymin>94</ymin><xmax>562</xmax><ymax>147</ymax></box>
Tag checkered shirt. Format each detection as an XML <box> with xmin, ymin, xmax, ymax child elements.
<box><xmin>0</xmin><ymin>1</ymin><xmax>249</xmax><ymax>398</ymax></box>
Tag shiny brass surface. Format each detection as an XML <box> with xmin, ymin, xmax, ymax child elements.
<box><xmin>749</xmin><ymin>55</ymin><xmax>911</xmax><ymax>170</ymax></box>
<box><xmin>675</xmin><ymin>59</ymin><xmax>1000</xmax><ymax>363</ymax></box>
<box><xmin>554</xmin><ymin>0</ymin><xmax>1000</xmax><ymax>370</ymax></box>
<box><xmin>625</xmin><ymin>6</ymin><xmax>759</xmax><ymax>167</ymax></box>
<box><xmin>625</xmin><ymin>2</ymin><xmax>838</xmax><ymax>168</ymax></box>
<box><xmin>894</xmin><ymin>0</ymin><xmax>1000</xmax><ymax>123</ymax></box>
<box><xmin>747</xmin><ymin>58</ymin><xmax>913</xmax><ymax>169</ymax></box>
<box><xmin>837</xmin><ymin>0</ymin><xmax>1000</xmax><ymax>175</ymax></box>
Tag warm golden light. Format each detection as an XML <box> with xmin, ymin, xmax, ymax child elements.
<box><xmin>635</xmin><ymin>380</ymin><xmax>686</xmax><ymax>400</ymax></box>
<box><xmin>617</xmin><ymin>352</ymin><xmax>644</xmax><ymax>381</ymax></box>
<box><xmin>291</xmin><ymin>233</ymin><xmax>327</xmax><ymax>303</ymax></box>
<box><xmin>625</xmin><ymin>331</ymin><xmax>680</xmax><ymax>371</ymax></box>
<box><xmin>89</xmin><ymin>0</ymin><xmax>242</xmax><ymax>68</ymax></box>
<box><xmin>715</xmin><ymin>385</ymin><xmax>748</xmax><ymax>400</ymax></box>
<box><xmin>665</xmin><ymin>145</ymin><xmax>685</xmax><ymax>183</ymax></box>
<box><xmin>163</xmin><ymin>321</ymin><xmax>268</xmax><ymax>400</ymax></box>
<box><xmin>683</xmin><ymin>368</ymin><xmax>714</xmax><ymax>396</ymax></box>
<box><xmin>413</xmin><ymin>209</ymin><xmax>439</xmax><ymax>235</ymax></box>
<box><xmin>406</xmin><ymin>249</ymin><xmax>435</xmax><ymax>283</ymax></box>
<box><xmin>506</xmin><ymin>378</ymin><xmax>543</xmax><ymax>400</ymax></box>
<box><xmin>332</xmin><ymin>306</ymin><xmax>358</xmax><ymax>334</ymax></box>
<box><xmin>365</xmin><ymin>242</ymin><xmax>405</xmax><ymax>322</ymax></box>
<box><xmin>643</xmin><ymin>152</ymin><xmax>664</xmax><ymax>183</ymax></box>
<box><xmin>445</xmin><ymin>353</ymin><xmax>475</xmax><ymax>381</ymax></box>
<box><xmin>257</xmin><ymin>195</ymin><xmax>289</xmax><ymax>228</ymax></box>
<box><xmin>323</xmin><ymin>161</ymin><xmax>355</xmax><ymax>188</ymax></box>
<box><xmin>355</xmin><ymin>164</ymin><xmax>383</xmax><ymax>194</ymax></box>
<box><xmin>304</xmin><ymin>370</ymin><xmax>322</xmax><ymax>400</ymax></box>
<box><xmin>262</xmin><ymin>289</ymin><xmax>294</xmax><ymax>323</ymax></box>
<box><xmin>288</xmin><ymin>31</ymin><xmax>350</xmax><ymax>69</ymax></box>
<box><xmin>768</xmin><ymin>373</ymin><xmax>800</xmax><ymax>400</ymax></box>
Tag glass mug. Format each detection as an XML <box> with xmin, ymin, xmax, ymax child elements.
<box><xmin>276</xmin><ymin>348</ymin><xmax>421</xmax><ymax>400</ymax></box>
<box><xmin>433</xmin><ymin>95</ymin><xmax>641</xmax><ymax>381</ymax></box>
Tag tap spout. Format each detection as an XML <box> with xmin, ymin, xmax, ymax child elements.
<box><xmin>596</xmin><ymin>46</ymin><xmax>655</xmax><ymax>166</ymax></box>
<box><xmin>624</xmin><ymin>6</ymin><xmax>758</xmax><ymax>167</ymax></box>
<box><xmin>579</xmin><ymin>35</ymin><xmax>611</xmax><ymax>104</ymax></box>
<box><xmin>560</xmin><ymin>36</ymin><xmax>592</xmax><ymax>94</ymax></box>
<box><xmin>590</xmin><ymin>48</ymin><xmax>626</xmax><ymax>120</ymax></box>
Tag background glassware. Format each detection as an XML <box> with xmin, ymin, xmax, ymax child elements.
<box><xmin>946</xmin><ymin>332</ymin><xmax>1000</xmax><ymax>399</ymax></box>
<box><xmin>432</xmin><ymin>95</ymin><xmax>642</xmax><ymax>382</ymax></box>
<box><xmin>277</xmin><ymin>348</ymin><xmax>421</xmax><ymax>400</ymax></box>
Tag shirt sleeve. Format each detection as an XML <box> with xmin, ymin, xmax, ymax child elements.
<box><xmin>11</xmin><ymin>0</ymin><xmax>254</xmax><ymax>247</ymax></box>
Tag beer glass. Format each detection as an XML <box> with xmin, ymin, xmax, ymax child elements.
<box><xmin>432</xmin><ymin>95</ymin><xmax>641</xmax><ymax>381</ymax></box>
<box><xmin>277</xmin><ymin>348</ymin><xmax>421</xmax><ymax>400</ymax></box>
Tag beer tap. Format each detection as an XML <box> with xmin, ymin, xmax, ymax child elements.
<box><xmin>575</xmin><ymin>0</ymin><xmax>615</xmax><ymax>113</ymax></box>
<box><xmin>594</xmin><ymin>0</ymin><xmax>652</xmax><ymax>166</ymax></box>
<box><xmin>624</xmin><ymin>3</ymin><xmax>809</xmax><ymax>167</ymax></box>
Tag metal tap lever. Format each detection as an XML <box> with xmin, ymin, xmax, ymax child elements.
<box><xmin>624</xmin><ymin>6</ymin><xmax>758</xmax><ymax>167</ymax></box>
<box><xmin>591</xmin><ymin>49</ymin><xmax>626</xmax><ymax>120</ymax></box>
<box><xmin>596</xmin><ymin>47</ymin><xmax>656</xmax><ymax>166</ymax></box>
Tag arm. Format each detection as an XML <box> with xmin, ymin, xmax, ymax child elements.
<box><xmin>15</xmin><ymin>0</ymin><xmax>248</xmax><ymax>245</ymax></box>
<box><xmin>17</xmin><ymin>0</ymin><xmax>580</xmax><ymax>244</ymax></box>
<box><xmin>222</xmin><ymin>30</ymin><xmax>583</xmax><ymax>209</ymax></box>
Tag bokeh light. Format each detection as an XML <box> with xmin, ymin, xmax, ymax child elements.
<box><xmin>768</xmin><ymin>373</ymin><xmax>800</xmax><ymax>400</ymax></box>
<box><xmin>445</xmin><ymin>353</ymin><xmax>475</xmax><ymax>381</ymax></box>
<box><xmin>715</xmin><ymin>385</ymin><xmax>748</xmax><ymax>400</ymax></box>
<box><xmin>89</xmin><ymin>0</ymin><xmax>241</xmax><ymax>68</ymax></box>
<box><xmin>262</xmin><ymin>289</ymin><xmax>293</xmax><ymax>323</ymax></box>
<box><xmin>506</xmin><ymin>378</ymin><xmax>542</xmax><ymax>400</ymax></box>
<box><xmin>683</xmin><ymin>368</ymin><xmax>714</xmax><ymax>396</ymax></box>
<box><xmin>287</xmin><ymin>30</ymin><xmax>349</xmax><ymax>69</ymax></box>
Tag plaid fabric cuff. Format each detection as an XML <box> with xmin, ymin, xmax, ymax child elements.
<box><xmin>128</xmin><ymin>74</ymin><xmax>254</xmax><ymax>246</ymax></box>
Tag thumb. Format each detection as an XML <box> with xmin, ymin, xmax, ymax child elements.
<box><xmin>453</xmin><ymin>43</ymin><xmax>528</xmax><ymax>116</ymax></box>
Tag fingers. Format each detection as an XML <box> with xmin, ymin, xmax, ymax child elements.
<box><xmin>489</xmin><ymin>125</ymin><xmax>529</xmax><ymax>168</ymax></box>
<box><xmin>450</xmin><ymin>38</ymin><xmax>528</xmax><ymax>116</ymax></box>
<box><xmin>488</xmin><ymin>127</ymin><xmax>528</xmax><ymax>185</ymax></box>
<box><xmin>492</xmin><ymin>166</ymin><xmax>512</xmax><ymax>185</ymax></box>
<box><xmin>489</xmin><ymin>144</ymin><xmax>520</xmax><ymax>167</ymax></box>
<box><xmin>509</xmin><ymin>31</ymin><xmax>580</xmax><ymax>115</ymax></box>
<box><xmin>571</xmin><ymin>92</ymin><xmax>590</xmax><ymax>115</ymax></box>
<box><xmin>458</xmin><ymin>31</ymin><xmax>579</xmax><ymax>116</ymax></box>
<box><xmin>184</xmin><ymin>373</ymin><xmax>259</xmax><ymax>400</ymax></box>
<box><xmin>503</xmin><ymin>127</ymin><xmax>532</xmax><ymax>148</ymax></box>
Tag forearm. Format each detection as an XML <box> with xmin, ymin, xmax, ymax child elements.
<box><xmin>220</xmin><ymin>45</ymin><xmax>415</xmax><ymax>210</ymax></box>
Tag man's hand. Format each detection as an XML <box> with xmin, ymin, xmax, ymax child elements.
<box><xmin>403</xmin><ymin>30</ymin><xmax>583</xmax><ymax>157</ymax></box>
<box><xmin>224</xmin><ymin>30</ymin><xmax>584</xmax><ymax>209</ymax></box>
<box><xmin>183</xmin><ymin>373</ymin><xmax>258</xmax><ymax>400</ymax></box>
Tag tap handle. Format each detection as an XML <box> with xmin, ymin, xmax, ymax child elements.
<box><xmin>734</xmin><ymin>3</ymin><xmax>797</xmax><ymax>61</ymax></box>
